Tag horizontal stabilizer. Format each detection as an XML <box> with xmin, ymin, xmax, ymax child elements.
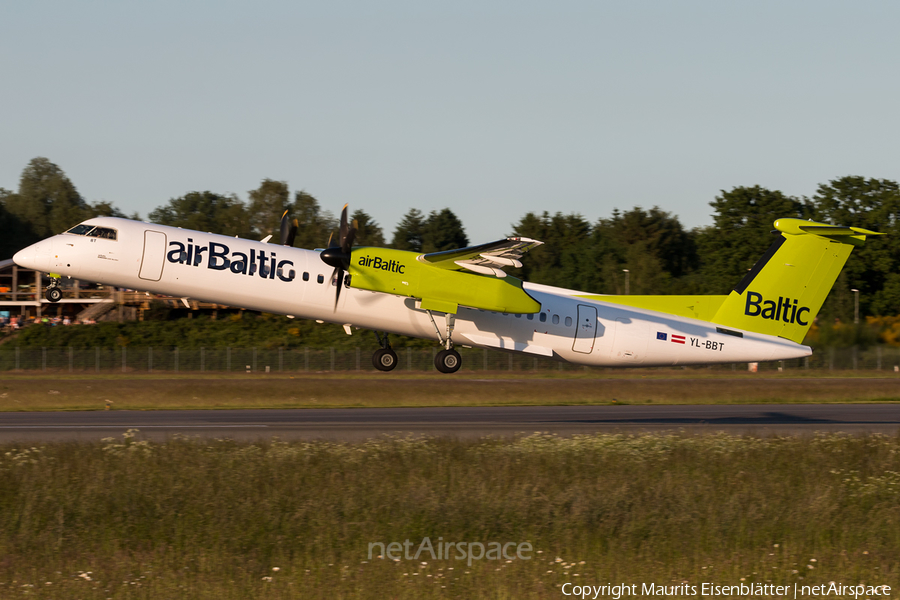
<box><xmin>774</xmin><ymin>218</ymin><xmax>884</xmax><ymax>239</ymax></box>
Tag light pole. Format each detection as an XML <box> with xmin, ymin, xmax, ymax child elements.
<box><xmin>851</xmin><ymin>289</ymin><xmax>859</xmax><ymax>324</ymax></box>
<box><xmin>623</xmin><ymin>269</ymin><xmax>630</xmax><ymax>295</ymax></box>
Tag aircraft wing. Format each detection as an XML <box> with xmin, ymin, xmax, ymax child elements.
<box><xmin>417</xmin><ymin>237</ymin><xmax>543</xmax><ymax>278</ymax></box>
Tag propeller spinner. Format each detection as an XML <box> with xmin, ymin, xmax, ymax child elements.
<box><xmin>319</xmin><ymin>204</ymin><xmax>357</xmax><ymax>310</ymax></box>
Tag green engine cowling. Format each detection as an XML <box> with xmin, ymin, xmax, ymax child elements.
<box><xmin>347</xmin><ymin>247</ymin><xmax>541</xmax><ymax>314</ymax></box>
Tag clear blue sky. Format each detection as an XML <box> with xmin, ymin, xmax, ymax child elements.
<box><xmin>2</xmin><ymin>1</ymin><xmax>899</xmax><ymax>243</ymax></box>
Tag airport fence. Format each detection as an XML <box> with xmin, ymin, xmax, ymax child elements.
<box><xmin>1</xmin><ymin>345</ymin><xmax>900</xmax><ymax>373</ymax></box>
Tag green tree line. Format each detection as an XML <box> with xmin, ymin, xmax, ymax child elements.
<box><xmin>4</xmin><ymin>157</ymin><xmax>900</xmax><ymax>323</ymax></box>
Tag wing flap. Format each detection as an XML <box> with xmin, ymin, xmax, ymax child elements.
<box><xmin>419</xmin><ymin>237</ymin><xmax>543</xmax><ymax>277</ymax></box>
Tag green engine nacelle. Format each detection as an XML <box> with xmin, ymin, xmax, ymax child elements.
<box><xmin>348</xmin><ymin>247</ymin><xmax>541</xmax><ymax>314</ymax></box>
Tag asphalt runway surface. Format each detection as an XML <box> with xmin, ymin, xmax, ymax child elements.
<box><xmin>1</xmin><ymin>404</ymin><xmax>899</xmax><ymax>442</ymax></box>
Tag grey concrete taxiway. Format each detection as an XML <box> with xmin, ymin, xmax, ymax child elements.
<box><xmin>1</xmin><ymin>404</ymin><xmax>899</xmax><ymax>442</ymax></box>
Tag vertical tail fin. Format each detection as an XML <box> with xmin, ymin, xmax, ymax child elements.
<box><xmin>710</xmin><ymin>218</ymin><xmax>883</xmax><ymax>343</ymax></box>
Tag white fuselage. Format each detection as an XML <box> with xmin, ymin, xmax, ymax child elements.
<box><xmin>13</xmin><ymin>217</ymin><xmax>811</xmax><ymax>367</ymax></box>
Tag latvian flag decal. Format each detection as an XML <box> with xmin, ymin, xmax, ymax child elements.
<box><xmin>671</xmin><ymin>334</ymin><xmax>686</xmax><ymax>344</ymax></box>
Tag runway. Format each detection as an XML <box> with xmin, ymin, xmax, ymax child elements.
<box><xmin>1</xmin><ymin>404</ymin><xmax>899</xmax><ymax>442</ymax></box>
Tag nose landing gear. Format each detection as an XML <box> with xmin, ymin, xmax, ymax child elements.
<box><xmin>46</xmin><ymin>276</ymin><xmax>62</xmax><ymax>303</ymax></box>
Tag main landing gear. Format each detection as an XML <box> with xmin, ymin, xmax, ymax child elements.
<box><xmin>46</xmin><ymin>277</ymin><xmax>62</xmax><ymax>303</ymax></box>
<box><xmin>371</xmin><ymin>310</ymin><xmax>463</xmax><ymax>374</ymax></box>
<box><xmin>434</xmin><ymin>348</ymin><xmax>461</xmax><ymax>373</ymax></box>
<box><xmin>428</xmin><ymin>310</ymin><xmax>461</xmax><ymax>374</ymax></box>
<box><xmin>372</xmin><ymin>331</ymin><xmax>398</xmax><ymax>371</ymax></box>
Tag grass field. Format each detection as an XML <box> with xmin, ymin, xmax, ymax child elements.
<box><xmin>0</xmin><ymin>431</ymin><xmax>897</xmax><ymax>599</ymax></box>
<box><xmin>1</xmin><ymin>371</ymin><xmax>900</xmax><ymax>411</ymax></box>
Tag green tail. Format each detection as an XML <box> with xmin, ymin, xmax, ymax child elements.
<box><xmin>710</xmin><ymin>218</ymin><xmax>882</xmax><ymax>343</ymax></box>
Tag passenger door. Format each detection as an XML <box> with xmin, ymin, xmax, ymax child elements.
<box><xmin>572</xmin><ymin>304</ymin><xmax>598</xmax><ymax>353</ymax></box>
<box><xmin>139</xmin><ymin>230</ymin><xmax>167</xmax><ymax>281</ymax></box>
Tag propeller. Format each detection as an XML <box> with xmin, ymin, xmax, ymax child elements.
<box><xmin>319</xmin><ymin>204</ymin><xmax>358</xmax><ymax>310</ymax></box>
<box><xmin>279</xmin><ymin>210</ymin><xmax>298</xmax><ymax>247</ymax></box>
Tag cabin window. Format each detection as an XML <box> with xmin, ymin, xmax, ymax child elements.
<box><xmin>539</xmin><ymin>313</ymin><xmax>547</xmax><ymax>323</ymax></box>
<box><xmin>565</xmin><ymin>316</ymin><xmax>572</xmax><ymax>327</ymax></box>
<box><xmin>515</xmin><ymin>314</ymin><xmax>521</xmax><ymax>318</ymax></box>
<box><xmin>527</xmin><ymin>313</ymin><xmax>534</xmax><ymax>320</ymax></box>
<box><xmin>317</xmin><ymin>274</ymin><xmax>324</xmax><ymax>284</ymax></box>
<box><xmin>302</xmin><ymin>272</ymin><xmax>309</xmax><ymax>282</ymax></box>
<box><xmin>552</xmin><ymin>314</ymin><xmax>560</xmax><ymax>325</ymax></box>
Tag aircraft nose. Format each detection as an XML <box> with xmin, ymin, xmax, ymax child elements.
<box><xmin>12</xmin><ymin>247</ymin><xmax>31</xmax><ymax>267</ymax></box>
<box><xmin>13</xmin><ymin>241</ymin><xmax>50</xmax><ymax>272</ymax></box>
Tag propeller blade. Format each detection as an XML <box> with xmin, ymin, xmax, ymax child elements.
<box><xmin>319</xmin><ymin>203</ymin><xmax>355</xmax><ymax>310</ymax></box>
<box><xmin>279</xmin><ymin>211</ymin><xmax>295</xmax><ymax>246</ymax></box>
<box><xmin>332</xmin><ymin>266</ymin><xmax>344</xmax><ymax>311</ymax></box>
<box><xmin>339</xmin><ymin>204</ymin><xmax>349</xmax><ymax>248</ymax></box>
<box><xmin>343</xmin><ymin>219</ymin><xmax>358</xmax><ymax>252</ymax></box>
<box><xmin>286</xmin><ymin>219</ymin><xmax>298</xmax><ymax>247</ymax></box>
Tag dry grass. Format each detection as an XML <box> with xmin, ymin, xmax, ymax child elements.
<box><xmin>1</xmin><ymin>371</ymin><xmax>900</xmax><ymax>411</ymax></box>
<box><xmin>0</xmin><ymin>432</ymin><xmax>898</xmax><ymax>598</ymax></box>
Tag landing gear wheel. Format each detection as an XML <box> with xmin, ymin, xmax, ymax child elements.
<box><xmin>373</xmin><ymin>348</ymin><xmax>398</xmax><ymax>371</ymax></box>
<box><xmin>435</xmin><ymin>348</ymin><xmax>462</xmax><ymax>373</ymax></box>
<box><xmin>47</xmin><ymin>287</ymin><xmax>62</xmax><ymax>303</ymax></box>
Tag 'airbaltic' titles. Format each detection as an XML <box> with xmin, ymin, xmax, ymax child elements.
<box><xmin>167</xmin><ymin>240</ymin><xmax>295</xmax><ymax>282</ymax></box>
<box><xmin>358</xmin><ymin>255</ymin><xmax>405</xmax><ymax>273</ymax></box>
<box><xmin>745</xmin><ymin>291</ymin><xmax>810</xmax><ymax>326</ymax></box>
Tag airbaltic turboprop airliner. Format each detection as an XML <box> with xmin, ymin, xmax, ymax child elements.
<box><xmin>12</xmin><ymin>206</ymin><xmax>881</xmax><ymax>373</ymax></box>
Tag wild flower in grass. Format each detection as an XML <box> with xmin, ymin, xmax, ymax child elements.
<box><xmin>102</xmin><ymin>429</ymin><xmax>152</xmax><ymax>456</ymax></box>
<box><xmin>2</xmin><ymin>446</ymin><xmax>50</xmax><ymax>469</ymax></box>
<box><xmin>272</xmin><ymin>567</ymin><xmax>280</xmax><ymax>572</ymax></box>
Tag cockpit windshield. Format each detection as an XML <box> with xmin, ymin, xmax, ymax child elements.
<box><xmin>65</xmin><ymin>224</ymin><xmax>117</xmax><ymax>240</ymax></box>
